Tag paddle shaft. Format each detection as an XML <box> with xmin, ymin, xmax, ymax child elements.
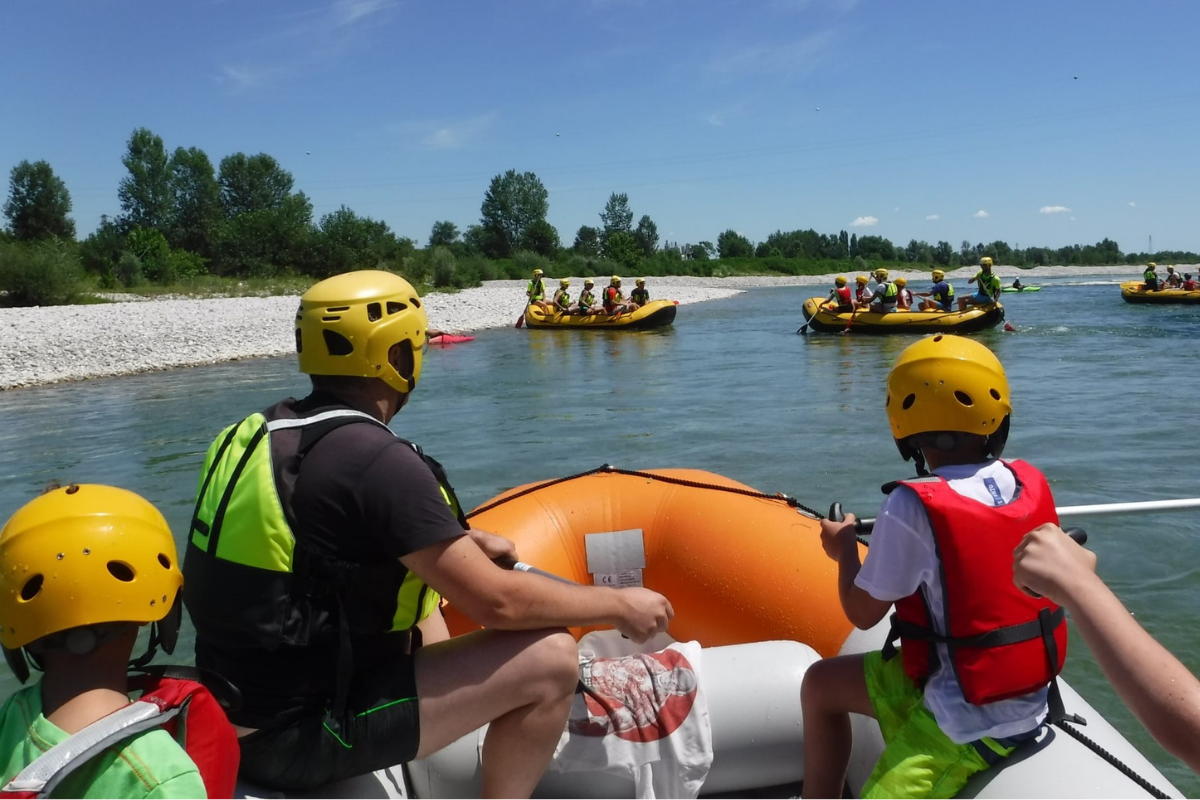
<box><xmin>846</xmin><ymin>497</ymin><xmax>1200</xmax><ymax>533</ymax></box>
<box><xmin>495</xmin><ymin>555</ymin><xmax>577</xmax><ymax>584</ymax></box>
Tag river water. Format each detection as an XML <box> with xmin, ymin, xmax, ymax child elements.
<box><xmin>1</xmin><ymin>276</ymin><xmax>1197</xmax><ymax>794</ymax></box>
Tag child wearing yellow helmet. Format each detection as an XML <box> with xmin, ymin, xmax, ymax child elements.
<box><xmin>853</xmin><ymin>275</ymin><xmax>873</xmax><ymax>308</ymax></box>
<box><xmin>552</xmin><ymin>277</ymin><xmax>576</xmax><ymax>314</ymax></box>
<box><xmin>917</xmin><ymin>268</ymin><xmax>955</xmax><ymax>312</ymax></box>
<box><xmin>0</xmin><ymin>484</ymin><xmax>237</xmax><ymax>798</ymax></box>
<box><xmin>867</xmin><ymin>269</ymin><xmax>900</xmax><ymax>313</ymax></box>
<box><xmin>893</xmin><ymin>277</ymin><xmax>914</xmax><ymax>309</ymax></box>
<box><xmin>526</xmin><ymin>268</ymin><xmax>552</xmax><ymax>313</ymax></box>
<box><xmin>826</xmin><ymin>275</ymin><xmax>853</xmax><ymax>312</ymax></box>
<box><xmin>604</xmin><ymin>275</ymin><xmax>636</xmax><ymax>314</ymax></box>
<box><xmin>803</xmin><ymin>335</ymin><xmax>1069</xmax><ymax>798</ymax></box>
<box><xmin>630</xmin><ymin>278</ymin><xmax>650</xmax><ymax>306</ymax></box>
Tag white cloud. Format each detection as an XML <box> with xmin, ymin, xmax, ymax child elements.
<box><xmin>708</xmin><ymin>31</ymin><xmax>836</xmax><ymax>80</ymax></box>
<box><xmin>706</xmin><ymin>112</ymin><xmax>727</xmax><ymax>127</ymax></box>
<box><xmin>973</xmin><ymin>210</ymin><xmax>989</xmax><ymax>218</ymax></box>
<box><xmin>1039</xmin><ymin>205</ymin><xmax>1071</xmax><ymax>214</ymax></box>
<box><xmin>1128</xmin><ymin>201</ymin><xmax>1137</xmax><ymax>208</ymax></box>
<box><xmin>925</xmin><ymin>214</ymin><xmax>939</xmax><ymax>220</ymax></box>
<box><xmin>409</xmin><ymin>112</ymin><xmax>498</xmax><ymax>149</ymax></box>
<box><xmin>893</xmin><ymin>207</ymin><xmax>900</xmax><ymax>212</ymax></box>
<box><xmin>333</xmin><ymin>0</ymin><xmax>394</xmax><ymax>27</ymax></box>
<box><xmin>851</xmin><ymin>216</ymin><xmax>878</xmax><ymax>227</ymax></box>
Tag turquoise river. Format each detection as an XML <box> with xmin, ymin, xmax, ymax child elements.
<box><xmin>0</xmin><ymin>276</ymin><xmax>1197</xmax><ymax>794</ymax></box>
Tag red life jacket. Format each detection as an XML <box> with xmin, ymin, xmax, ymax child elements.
<box><xmin>855</xmin><ymin>284</ymin><xmax>871</xmax><ymax>301</ymax></box>
<box><xmin>1</xmin><ymin>676</ymin><xmax>240</xmax><ymax>799</ymax></box>
<box><xmin>833</xmin><ymin>286</ymin><xmax>852</xmax><ymax>304</ymax></box>
<box><xmin>885</xmin><ymin>459</ymin><xmax>1067</xmax><ymax>706</ymax></box>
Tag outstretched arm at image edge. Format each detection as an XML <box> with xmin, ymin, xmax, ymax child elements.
<box><xmin>1015</xmin><ymin>524</ymin><xmax>1200</xmax><ymax>773</ymax></box>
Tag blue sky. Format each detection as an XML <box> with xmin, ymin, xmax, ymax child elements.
<box><xmin>3</xmin><ymin>0</ymin><xmax>1199</xmax><ymax>252</ymax></box>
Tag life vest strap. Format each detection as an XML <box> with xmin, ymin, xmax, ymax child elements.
<box><xmin>885</xmin><ymin>606</ymin><xmax>1064</xmax><ymax>651</ymax></box>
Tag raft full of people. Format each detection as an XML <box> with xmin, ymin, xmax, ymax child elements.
<box><xmin>801</xmin><ymin>258</ymin><xmax>1006</xmax><ymax>334</ymax></box>
<box><xmin>1121</xmin><ymin>263</ymin><xmax>1200</xmax><ymax>304</ymax></box>
<box><xmin>0</xmin><ymin>269</ymin><xmax>1196</xmax><ymax>800</ymax></box>
<box><xmin>523</xmin><ymin>270</ymin><xmax>678</xmax><ymax>329</ymax></box>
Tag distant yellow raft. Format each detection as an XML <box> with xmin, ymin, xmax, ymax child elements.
<box><xmin>1120</xmin><ymin>280</ymin><xmax>1200</xmax><ymax>304</ymax></box>
<box><xmin>801</xmin><ymin>296</ymin><xmax>1005</xmax><ymax>334</ymax></box>
<box><xmin>524</xmin><ymin>299</ymin><xmax>678</xmax><ymax>329</ymax></box>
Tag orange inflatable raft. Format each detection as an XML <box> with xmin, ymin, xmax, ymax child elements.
<box><xmin>445</xmin><ymin>465</ymin><xmax>862</xmax><ymax>657</ymax></box>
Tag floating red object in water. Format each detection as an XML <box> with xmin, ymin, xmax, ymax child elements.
<box><xmin>1004</xmin><ymin>323</ymin><xmax>1015</xmax><ymax>332</ymax></box>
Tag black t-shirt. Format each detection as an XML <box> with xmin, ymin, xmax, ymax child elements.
<box><xmin>196</xmin><ymin>393</ymin><xmax>466</xmax><ymax>723</ymax></box>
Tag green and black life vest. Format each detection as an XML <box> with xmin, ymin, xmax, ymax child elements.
<box><xmin>183</xmin><ymin>401</ymin><xmax>467</xmax><ymax>653</ymax></box>
<box><xmin>527</xmin><ymin>278</ymin><xmax>545</xmax><ymax>302</ymax></box>
<box><xmin>631</xmin><ymin>287</ymin><xmax>649</xmax><ymax>304</ymax></box>
<box><xmin>554</xmin><ymin>288</ymin><xmax>571</xmax><ymax>308</ymax></box>
<box><xmin>579</xmin><ymin>288</ymin><xmax>596</xmax><ymax>309</ymax></box>
<box><xmin>1144</xmin><ymin>268</ymin><xmax>1158</xmax><ymax>288</ymax></box>
<box><xmin>879</xmin><ymin>281</ymin><xmax>899</xmax><ymax>306</ymax></box>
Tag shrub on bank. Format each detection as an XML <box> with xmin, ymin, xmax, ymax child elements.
<box><xmin>0</xmin><ymin>240</ymin><xmax>83</xmax><ymax>306</ymax></box>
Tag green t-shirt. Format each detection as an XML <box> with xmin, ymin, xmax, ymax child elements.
<box><xmin>0</xmin><ymin>684</ymin><xmax>206</xmax><ymax>799</ymax></box>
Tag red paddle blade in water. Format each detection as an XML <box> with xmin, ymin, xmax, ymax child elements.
<box><xmin>1004</xmin><ymin>323</ymin><xmax>1015</xmax><ymax>332</ymax></box>
<box><xmin>515</xmin><ymin>314</ymin><xmax>525</xmax><ymax>328</ymax></box>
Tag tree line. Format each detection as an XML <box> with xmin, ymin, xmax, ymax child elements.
<box><xmin>2</xmin><ymin>127</ymin><xmax>1195</xmax><ymax>306</ymax></box>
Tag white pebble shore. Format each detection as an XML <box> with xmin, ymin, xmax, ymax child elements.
<box><xmin>0</xmin><ymin>265</ymin><xmax>1157</xmax><ymax>391</ymax></box>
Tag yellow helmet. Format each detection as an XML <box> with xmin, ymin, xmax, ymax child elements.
<box><xmin>932</xmin><ymin>269</ymin><xmax>945</xmax><ymax>280</ymax></box>
<box><xmin>611</xmin><ymin>275</ymin><xmax>622</xmax><ymax>284</ymax></box>
<box><xmin>875</xmin><ymin>268</ymin><xmax>889</xmax><ymax>279</ymax></box>
<box><xmin>584</xmin><ymin>278</ymin><xmax>594</xmax><ymax>286</ymax></box>
<box><xmin>979</xmin><ymin>256</ymin><xmax>994</xmax><ymax>268</ymax></box>
<box><xmin>533</xmin><ymin>268</ymin><xmax>544</xmax><ymax>276</ymax></box>
<box><xmin>560</xmin><ymin>278</ymin><xmax>570</xmax><ymax>287</ymax></box>
<box><xmin>636</xmin><ymin>278</ymin><xmax>645</xmax><ymax>285</ymax></box>
<box><xmin>1147</xmin><ymin>262</ymin><xmax>1157</xmax><ymax>268</ymax></box>
<box><xmin>894</xmin><ymin>277</ymin><xmax>908</xmax><ymax>287</ymax></box>
<box><xmin>0</xmin><ymin>485</ymin><xmax>183</xmax><ymax>679</ymax></box>
<box><xmin>856</xmin><ymin>275</ymin><xmax>869</xmax><ymax>285</ymax></box>
<box><xmin>835</xmin><ymin>275</ymin><xmax>848</xmax><ymax>286</ymax></box>
<box><xmin>886</xmin><ymin>335</ymin><xmax>1012</xmax><ymax>469</ymax></box>
<box><xmin>296</xmin><ymin>270</ymin><xmax>426</xmax><ymax>395</ymax></box>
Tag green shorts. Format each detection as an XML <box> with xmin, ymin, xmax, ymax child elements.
<box><xmin>861</xmin><ymin>650</ymin><xmax>1027</xmax><ymax>799</ymax></box>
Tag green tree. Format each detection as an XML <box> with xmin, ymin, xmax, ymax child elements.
<box><xmin>573</xmin><ymin>225</ymin><xmax>601</xmax><ymax>257</ymax></box>
<box><xmin>127</xmin><ymin>227</ymin><xmax>175</xmax><ymax>283</ymax></box>
<box><xmin>599</xmin><ymin>192</ymin><xmax>634</xmax><ymax>246</ymax></box>
<box><xmin>634</xmin><ymin>215</ymin><xmax>658</xmax><ymax>256</ymax></box>
<box><xmin>717</xmin><ymin>229</ymin><xmax>754</xmax><ymax>258</ymax></box>
<box><xmin>520</xmin><ymin>218</ymin><xmax>559</xmax><ymax>257</ymax></box>
<box><xmin>429</xmin><ymin>220</ymin><xmax>459</xmax><ymax>247</ymax></box>
<box><xmin>688</xmin><ymin>242</ymin><xmax>713</xmax><ymax>261</ymax></box>
<box><xmin>3</xmin><ymin>160</ymin><xmax>75</xmax><ymax>241</ymax></box>
<box><xmin>218</xmin><ymin>153</ymin><xmax>294</xmax><ymax>218</ymax></box>
<box><xmin>118</xmin><ymin>128</ymin><xmax>174</xmax><ymax>231</ymax></box>
<box><xmin>603</xmin><ymin>230</ymin><xmax>641</xmax><ymax>270</ymax></box>
<box><xmin>462</xmin><ymin>224</ymin><xmax>490</xmax><ymax>254</ymax></box>
<box><xmin>168</xmin><ymin>146</ymin><xmax>222</xmax><ymax>261</ymax></box>
<box><xmin>219</xmin><ymin>192</ymin><xmax>314</xmax><ymax>276</ymax></box>
<box><xmin>933</xmin><ymin>241</ymin><xmax>953</xmax><ymax>266</ymax></box>
<box><xmin>479</xmin><ymin>169</ymin><xmax>549</xmax><ymax>259</ymax></box>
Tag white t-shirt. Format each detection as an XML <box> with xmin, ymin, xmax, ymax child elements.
<box><xmin>854</xmin><ymin>460</ymin><xmax>1048</xmax><ymax>743</ymax></box>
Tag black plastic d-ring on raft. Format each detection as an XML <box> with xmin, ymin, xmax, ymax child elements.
<box><xmin>465</xmin><ymin>463</ymin><xmax>823</xmax><ymax>521</ymax></box>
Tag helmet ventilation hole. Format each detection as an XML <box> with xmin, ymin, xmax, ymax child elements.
<box><xmin>158</xmin><ymin>553</ymin><xmax>172</xmax><ymax>569</ymax></box>
<box><xmin>932</xmin><ymin>334</ymin><xmax>944</xmax><ymax>343</ymax></box>
<box><xmin>367</xmin><ymin>302</ymin><xmax>382</xmax><ymax>322</ymax></box>
<box><xmin>106</xmin><ymin>561</ymin><xmax>135</xmax><ymax>582</ymax></box>
<box><xmin>323</xmin><ymin>330</ymin><xmax>354</xmax><ymax>356</ymax></box>
<box><xmin>990</xmin><ymin>388</ymin><xmax>1002</xmax><ymax>400</ymax></box>
<box><xmin>387</xmin><ymin>301</ymin><xmax>407</xmax><ymax>315</ymax></box>
<box><xmin>954</xmin><ymin>391</ymin><xmax>974</xmax><ymax>406</ymax></box>
<box><xmin>295</xmin><ymin>330</ymin><xmax>303</xmax><ymax>353</ymax></box>
<box><xmin>411</xmin><ymin>297</ymin><xmax>422</xmax><ymax>308</ymax></box>
<box><xmin>902</xmin><ymin>394</ymin><xmax>916</xmax><ymax>410</ymax></box>
<box><xmin>885</xmin><ymin>394</ymin><xmax>891</xmax><ymax>408</ymax></box>
<box><xmin>65</xmin><ymin>485</ymin><xmax>80</xmax><ymax>495</ymax></box>
<box><xmin>19</xmin><ymin>575</ymin><xmax>43</xmax><ymax>601</ymax></box>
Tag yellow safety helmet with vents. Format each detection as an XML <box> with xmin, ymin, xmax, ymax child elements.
<box><xmin>856</xmin><ymin>275</ymin><xmax>869</xmax><ymax>285</ymax></box>
<box><xmin>875</xmin><ymin>268</ymin><xmax>889</xmax><ymax>280</ymax></box>
<box><xmin>611</xmin><ymin>275</ymin><xmax>622</xmax><ymax>284</ymax></box>
<box><xmin>560</xmin><ymin>278</ymin><xmax>570</xmax><ymax>287</ymax></box>
<box><xmin>636</xmin><ymin>278</ymin><xmax>645</xmax><ymax>285</ymax></box>
<box><xmin>979</xmin><ymin>256</ymin><xmax>994</xmax><ymax>268</ymax></box>
<box><xmin>532</xmin><ymin>268</ymin><xmax>544</xmax><ymax>276</ymax></box>
<box><xmin>296</xmin><ymin>270</ymin><xmax>426</xmax><ymax>395</ymax></box>
<box><xmin>1147</xmin><ymin>262</ymin><xmax>1157</xmax><ymax>268</ymax></box>
<box><xmin>0</xmin><ymin>485</ymin><xmax>184</xmax><ymax>679</ymax></box>
<box><xmin>886</xmin><ymin>334</ymin><xmax>1012</xmax><ymax>468</ymax></box>
<box><xmin>835</xmin><ymin>275</ymin><xmax>848</xmax><ymax>286</ymax></box>
<box><xmin>932</xmin><ymin>269</ymin><xmax>945</xmax><ymax>280</ymax></box>
<box><xmin>894</xmin><ymin>277</ymin><xmax>908</xmax><ymax>287</ymax></box>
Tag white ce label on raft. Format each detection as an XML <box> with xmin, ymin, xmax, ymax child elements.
<box><xmin>594</xmin><ymin>569</ymin><xmax>644</xmax><ymax>588</ymax></box>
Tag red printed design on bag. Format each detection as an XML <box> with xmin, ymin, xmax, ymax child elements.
<box><xmin>570</xmin><ymin>649</ymin><xmax>698</xmax><ymax>743</ymax></box>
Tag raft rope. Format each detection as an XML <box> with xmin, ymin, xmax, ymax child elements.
<box><xmin>1051</xmin><ymin>719</ymin><xmax>1169</xmax><ymax>799</ymax></box>
<box><xmin>467</xmin><ymin>465</ymin><xmax>1171</xmax><ymax>797</ymax></box>
<box><xmin>465</xmin><ymin>463</ymin><xmax>822</xmax><ymax>521</ymax></box>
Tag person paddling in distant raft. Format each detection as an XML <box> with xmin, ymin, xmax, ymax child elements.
<box><xmin>957</xmin><ymin>256</ymin><xmax>1002</xmax><ymax>312</ymax></box>
<box><xmin>552</xmin><ymin>277</ymin><xmax>577</xmax><ymax>315</ymax></box>
<box><xmin>578</xmin><ymin>278</ymin><xmax>604</xmax><ymax>316</ymax></box>
<box><xmin>1163</xmin><ymin>265</ymin><xmax>1183</xmax><ymax>289</ymax></box>
<box><xmin>1142</xmin><ymin>262</ymin><xmax>1160</xmax><ymax>291</ymax></box>
<box><xmin>916</xmin><ymin>268</ymin><xmax>955</xmax><ymax>312</ymax></box>
<box><xmin>1183</xmin><ymin>273</ymin><xmax>1198</xmax><ymax>291</ymax></box>
<box><xmin>526</xmin><ymin>268</ymin><xmax>552</xmax><ymax>313</ymax></box>
<box><xmin>868</xmin><ymin>268</ymin><xmax>899</xmax><ymax>313</ymax></box>
<box><xmin>630</xmin><ymin>277</ymin><xmax>650</xmax><ymax>306</ymax></box>
<box><xmin>604</xmin><ymin>275</ymin><xmax>638</xmax><ymax>314</ymax></box>
<box><xmin>894</xmin><ymin>277</ymin><xmax>914</xmax><ymax>310</ymax></box>
<box><xmin>184</xmin><ymin>270</ymin><xmax>673</xmax><ymax>797</ymax></box>
<box><xmin>801</xmin><ymin>335</ymin><xmax>1070</xmax><ymax>799</ymax></box>
<box><xmin>853</xmin><ymin>274</ymin><xmax>874</xmax><ymax>309</ymax></box>
<box><xmin>0</xmin><ymin>484</ymin><xmax>238</xmax><ymax>799</ymax></box>
<box><xmin>825</xmin><ymin>275</ymin><xmax>854</xmax><ymax>312</ymax></box>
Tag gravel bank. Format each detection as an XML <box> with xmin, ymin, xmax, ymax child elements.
<box><xmin>0</xmin><ymin>265</ymin><xmax>1158</xmax><ymax>391</ymax></box>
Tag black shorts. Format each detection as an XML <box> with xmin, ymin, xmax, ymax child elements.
<box><xmin>237</xmin><ymin>655</ymin><xmax>421</xmax><ymax>791</ymax></box>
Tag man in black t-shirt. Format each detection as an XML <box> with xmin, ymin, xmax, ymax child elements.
<box><xmin>184</xmin><ymin>270</ymin><xmax>674</xmax><ymax>796</ymax></box>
